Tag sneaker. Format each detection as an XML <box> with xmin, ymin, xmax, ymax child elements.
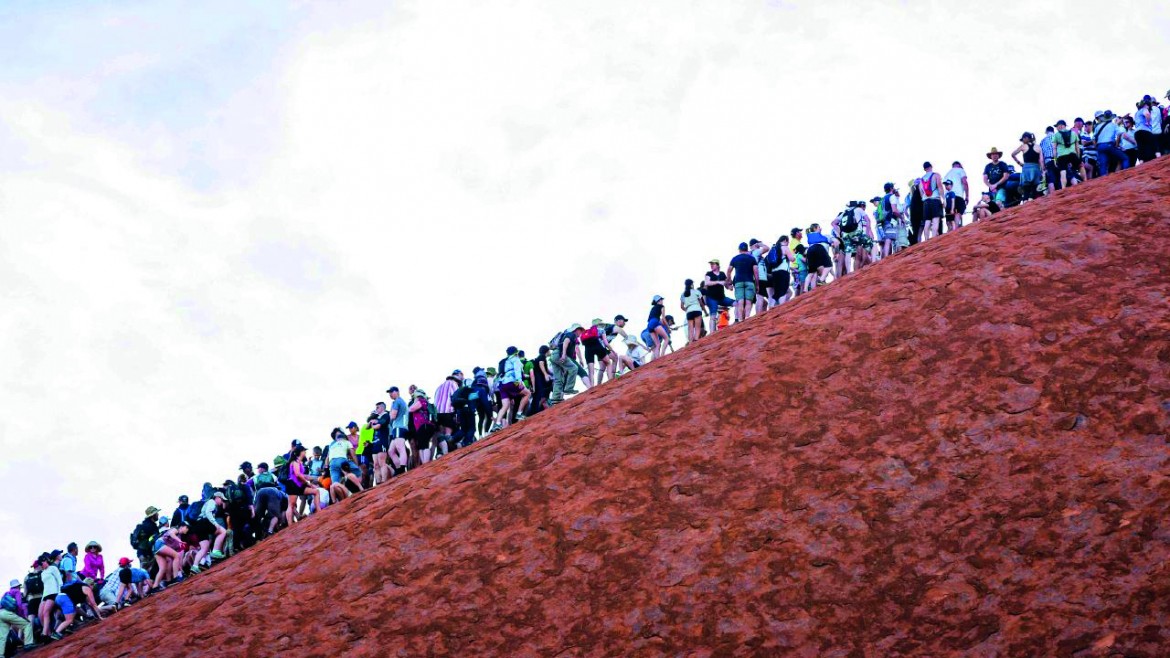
<box><xmin>189</xmin><ymin>565</ymin><xmax>201</xmax><ymax>574</ymax></box>
<box><xmin>50</xmin><ymin>633</ymin><xmax>64</xmax><ymax>641</ymax></box>
<box><xmin>209</xmin><ymin>550</ymin><xmax>225</xmax><ymax>560</ymax></box>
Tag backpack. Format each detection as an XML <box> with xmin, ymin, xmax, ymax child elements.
<box><xmin>548</xmin><ymin>330</ymin><xmax>568</xmax><ymax>352</ymax></box>
<box><xmin>255</xmin><ymin>471</ymin><xmax>278</xmax><ymax>489</ymax></box>
<box><xmin>130</xmin><ymin>522</ymin><xmax>145</xmax><ymax>551</ymax></box>
<box><xmin>922</xmin><ymin>173</ymin><xmax>936</xmax><ymax>197</ymax></box>
<box><xmin>411</xmin><ymin>397</ymin><xmax>433</xmax><ymax>432</ymax></box>
<box><xmin>0</xmin><ymin>592</ymin><xmax>17</xmax><ymax>612</ymax></box>
<box><xmin>1058</xmin><ymin>129</ymin><xmax>1074</xmax><ymax>148</ymax></box>
<box><xmin>274</xmin><ymin>457</ymin><xmax>291</xmax><ymax>481</ymax></box>
<box><xmin>23</xmin><ymin>571</ymin><xmax>43</xmax><ymax>598</ymax></box>
<box><xmin>580</xmin><ymin>325</ymin><xmax>600</xmax><ymax>341</ymax></box>
<box><xmin>225</xmin><ymin>482</ymin><xmax>248</xmax><ymax>509</ymax></box>
<box><xmin>840</xmin><ymin>208</ymin><xmax>860</xmax><ymax>234</ymax></box>
<box><xmin>451</xmin><ymin>385</ymin><xmax>470</xmax><ymax>410</ymax></box>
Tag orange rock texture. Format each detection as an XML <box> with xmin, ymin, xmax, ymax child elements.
<box><xmin>51</xmin><ymin>159</ymin><xmax>1170</xmax><ymax>657</ymax></box>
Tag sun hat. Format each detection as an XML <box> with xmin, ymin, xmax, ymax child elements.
<box><xmin>485</xmin><ymin>367</ymin><xmax>497</xmax><ymax>376</ymax></box>
<box><xmin>144</xmin><ymin>506</ymin><xmax>161</xmax><ymax>517</ymax></box>
<box><xmin>85</xmin><ymin>540</ymin><xmax>102</xmax><ymax>552</ymax></box>
<box><xmin>986</xmin><ymin>147</ymin><xmax>1002</xmax><ymax>157</ymax></box>
<box><xmin>591</xmin><ymin>317</ymin><xmax>604</xmax><ymax>326</ymax></box>
<box><xmin>568</xmin><ymin>323</ymin><xmax>584</xmax><ymax>332</ymax></box>
<box><xmin>9</xmin><ymin>579</ymin><xmax>19</xmax><ymax>588</ymax></box>
<box><xmin>82</xmin><ymin>577</ymin><xmax>95</xmax><ymax>588</ymax></box>
<box><xmin>652</xmin><ymin>294</ymin><xmax>664</xmax><ymax>303</ymax></box>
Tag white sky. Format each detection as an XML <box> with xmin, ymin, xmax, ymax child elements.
<box><xmin>1</xmin><ymin>0</ymin><xmax>1167</xmax><ymax>581</ymax></box>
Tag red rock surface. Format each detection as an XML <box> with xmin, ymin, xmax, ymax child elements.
<box><xmin>51</xmin><ymin>159</ymin><xmax>1170</xmax><ymax>657</ymax></box>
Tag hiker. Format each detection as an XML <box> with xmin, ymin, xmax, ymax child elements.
<box><xmin>1092</xmin><ymin>110</ymin><xmax>1129</xmax><ymax>174</ymax></box>
<box><xmin>366</xmin><ymin>402</ymin><xmax>391</xmax><ymax>485</ymax></box>
<box><xmin>877</xmin><ymin>183</ymin><xmax>902</xmax><ymax>257</ymax></box>
<box><xmin>60</xmin><ymin>543</ymin><xmax>79</xmax><ymax>583</ymax></box>
<box><xmin>286</xmin><ymin>447</ymin><xmax>318</xmax><ymax>523</ymax></box>
<box><xmin>327</xmin><ymin>428</ymin><xmax>356</xmax><ymax>484</ymax></box>
<box><xmin>1</xmin><ymin>578</ymin><xmax>34</xmax><ymax>651</ymax></box>
<box><xmin>433</xmin><ymin>372</ymin><xmax>460</xmax><ymax>452</ymax></box>
<box><xmin>1134</xmin><ymin>96</ymin><xmax>1159</xmax><ymax>163</ymax></box>
<box><xmin>329</xmin><ymin>461</ymin><xmax>364</xmax><ymax>502</ymax></box>
<box><xmin>38</xmin><ymin>552</ymin><xmax>63</xmax><ymax>640</ymax></box>
<box><xmin>386</xmin><ymin>387</ymin><xmax>411</xmax><ymax>473</ymax></box>
<box><xmin>768</xmin><ymin>236</ymin><xmax>795</xmax><ymax>305</ymax></box>
<box><xmin>151</xmin><ymin>521</ymin><xmax>189</xmax><ymax>590</ymax></box>
<box><xmin>906</xmin><ymin>177</ymin><xmax>924</xmax><ymax>245</ymax></box>
<box><xmin>527</xmin><ymin>348</ymin><xmax>552</xmax><ymax>414</ymax></box>
<box><xmin>680</xmin><ymin>279</ymin><xmax>706</xmax><ymax>343</ymax></box>
<box><xmin>645</xmin><ymin>296</ymin><xmax>671</xmax><ymax>359</ymax></box>
<box><xmin>252</xmin><ymin>472</ymin><xmax>287</xmax><ymax>538</ymax></box>
<box><xmin>497</xmin><ymin>347</ymin><xmax>529</xmax><ymax>429</ymax></box>
<box><xmin>802</xmin><ymin>224</ymin><xmax>833</xmax><ymax>293</ymax></box>
<box><xmin>750</xmin><ymin>240</ymin><xmax>771</xmax><ymax>313</ymax></box>
<box><xmin>918</xmin><ymin>162</ymin><xmax>945</xmax><ymax>241</ymax></box>
<box><xmin>602</xmin><ymin>316</ymin><xmax>635</xmax><ymax>381</ymax></box>
<box><xmin>699</xmin><ymin>259</ymin><xmax>732</xmax><ymax>334</ymax></box>
<box><xmin>1039</xmin><ymin>127</ymin><xmax>1062</xmax><ymax>194</ymax></box>
<box><xmin>133</xmin><ymin>508</ymin><xmax>161</xmax><ymax>577</ymax></box>
<box><xmin>1052</xmin><ymin>120</ymin><xmax>1081</xmax><ymax>188</ymax></box>
<box><xmin>79</xmin><ymin>540</ymin><xmax>105</xmax><ymax>582</ymax></box>
<box><xmin>1075</xmin><ymin>117</ymin><xmax>1096</xmax><ymax>180</ymax></box>
<box><xmin>971</xmin><ymin>191</ymin><xmax>994</xmax><ymax>221</ymax></box>
<box><xmin>548</xmin><ymin>324</ymin><xmax>584</xmax><ymax>404</ymax></box>
<box><xmin>1011</xmin><ymin>133</ymin><xmax>1044</xmax><ymax>200</ymax></box>
<box><xmin>1121</xmin><ymin>116</ymin><xmax>1139</xmax><ymax>166</ymax></box>
<box><xmin>982</xmin><ymin>147</ymin><xmax>1011</xmax><ymax>205</ymax></box>
<box><xmin>579</xmin><ymin>319</ymin><xmax>612</xmax><ymax>387</ymax></box>
<box><xmin>942</xmin><ymin>161</ymin><xmax>969</xmax><ymax>229</ymax></box>
<box><xmin>728</xmin><ymin>242</ymin><xmax>758</xmax><ymax>323</ymax></box>
<box><xmin>408</xmin><ymin>388</ymin><xmax>438</xmax><ymax>460</ymax></box>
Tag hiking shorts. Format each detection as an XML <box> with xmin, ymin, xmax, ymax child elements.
<box><xmin>734</xmin><ymin>281</ymin><xmax>756</xmax><ymax>302</ymax></box>
<box><xmin>923</xmin><ymin>198</ymin><xmax>944</xmax><ymax>220</ymax></box>
<box><xmin>582</xmin><ymin>338</ymin><xmax>607</xmax><ymax>364</ymax></box>
<box><xmin>500</xmin><ymin>382</ymin><xmax>524</xmax><ymax>400</ymax></box>
<box><xmin>54</xmin><ymin>594</ymin><xmax>75</xmax><ymax>616</ymax></box>
<box><xmin>946</xmin><ymin>197</ymin><xmax>966</xmax><ymax>215</ymax></box>
<box><xmin>686</xmin><ymin>310</ymin><xmax>703</xmax><ymax>321</ymax></box>
<box><xmin>436</xmin><ymin>412</ymin><xmax>457</xmax><ymax>430</ymax></box>
<box><xmin>1056</xmin><ymin>153</ymin><xmax>1081</xmax><ymax>172</ymax></box>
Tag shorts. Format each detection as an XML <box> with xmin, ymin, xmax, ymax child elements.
<box><xmin>192</xmin><ymin>518</ymin><xmax>218</xmax><ymax>538</ymax></box>
<box><xmin>255</xmin><ymin>489</ymin><xmax>283</xmax><ymax>519</ymax></box>
<box><xmin>436</xmin><ymin>412</ymin><xmax>457</xmax><ymax>430</ymax></box>
<box><xmin>806</xmin><ymin>243</ymin><xmax>832</xmax><ymax>271</ymax></box>
<box><xmin>582</xmin><ymin>338</ymin><xmax>608</xmax><ymax>364</ymax></box>
<box><xmin>703</xmin><ymin>295</ymin><xmax>731</xmax><ymax>317</ymax></box>
<box><xmin>500</xmin><ymin>381</ymin><xmax>524</xmax><ymax>400</ymax></box>
<box><xmin>366</xmin><ymin>437</ymin><xmax>386</xmax><ymax>455</ymax></box>
<box><xmin>285</xmin><ymin>480</ymin><xmax>308</xmax><ymax>496</ymax></box>
<box><xmin>734</xmin><ymin>281</ymin><xmax>756</xmax><ymax>302</ymax></box>
<box><xmin>389</xmin><ymin>427</ymin><xmax>408</xmax><ymax>440</ymax></box>
<box><xmin>55</xmin><ymin>593</ymin><xmax>75</xmax><ymax>615</ymax></box>
<box><xmin>946</xmin><ymin>197</ymin><xmax>967</xmax><ymax>215</ymax></box>
<box><xmin>152</xmin><ymin>537</ymin><xmax>167</xmax><ymax>554</ymax></box>
<box><xmin>1056</xmin><ymin>153</ymin><xmax>1081</xmax><ymax>172</ymax></box>
<box><xmin>770</xmin><ymin>270</ymin><xmax>791</xmax><ymax>294</ymax></box>
<box><xmin>923</xmin><ymin>198</ymin><xmax>944</xmax><ymax>220</ymax></box>
<box><xmin>685</xmin><ymin>310</ymin><xmax>703</xmax><ymax>321</ymax></box>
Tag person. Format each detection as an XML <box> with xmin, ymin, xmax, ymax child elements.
<box><xmin>253</xmin><ymin>478</ymin><xmax>288</xmax><ymax>538</ymax></box>
<box><xmin>60</xmin><ymin>543</ymin><xmax>79</xmax><ymax>583</ymax></box>
<box><xmin>1092</xmin><ymin>110</ymin><xmax>1128</xmax><ymax>175</ymax></box>
<box><xmin>680</xmin><ymin>279</ymin><xmax>706</xmax><ymax>344</ymax></box>
<box><xmin>750</xmin><ymin>240</ymin><xmax>771</xmax><ymax>313</ymax></box>
<box><xmin>982</xmin><ymin>148</ymin><xmax>1011</xmax><ymax>207</ymax></box>
<box><xmin>433</xmin><ymin>372</ymin><xmax>460</xmax><ymax>453</ymax></box>
<box><xmin>1076</xmin><ymin>117</ymin><xmax>1097</xmax><ymax>180</ymax></box>
<box><xmin>1052</xmin><ymin>119</ymin><xmax>1081</xmax><ymax>189</ymax></box>
<box><xmin>496</xmin><ymin>347</ymin><xmax>530</xmax><ymax>429</ymax></box>
<box><xmin>307</xmin><ymin>446</ymin><xmax>325</xmax><ymax>478</ymax></box>
<box><xmin>38</xmin><ymin>552</ymin><xmax>63</xmax><ymax>639</ymax></box>
<box><xmin>548</xmin><ymin>324</ymin><xmax>584</xmax><ymax>405</ymax></box>
<box><xmin>132</xmin><ymin>507</ymin><xmax>160</xmax><ymax>579</ymax></box>
<box><xmin>1121</xmin><ymin>115</ymin><xmax>1139</xmax><ymax>166</ymax></box>
<box><xmin>327</xmin><ymin>427</ymin><xmax>356</xmax><ymax>484</ymax></box>
<box><xmin>79</xmin><ymin>540</ymin><xmax>105</xmax><ymax>582</ymax></box>
<box><xmin>939</xmin><ymin>161</ymin><xmax>967</xmax><ymax>231</ymax></box>
<box><xmin>918</xmin><ymin>162</ymin><xmax>944</xmax><ymax>241</ymax></box>
<box><xmin>172</xmin><ymin>494</ymin><xmax>194</xmax><ymax>529</ymax></box>
<box><xmin>971</xmin><ymin>191</ymin><xmax>994</xmax><ymax>222</ymax></box>
<box><xmin>727</xmin><ymin>242</ymin><xmax>758</xmax><ymax>323</ymax></box>
<box><xmin>698</xmin><ymin>259</ymin><xmax>732</xmax><ymax>334</ymax></box>
<box><xmin>906</xmin><ymin>177</ymin><xmax>924</xmax><ymax>245</ymax></box>
<box><xmin>1011</xmin><ymin>132</ymin><xmax>1044</xmax><ymax>201</ymax></box>
<box><xmin>1134</xmin><ymin>96</ymin><xmax>1159</xmax><ymax>164</ymax></box>
<box><xmin>1039</xmin><ymin>127</ymin><xmax>1062</xmax><ymax>194</ymax></box>
<box><xmin>191</xmin><ymin>492</ymin><xmax>228</xmax><ymax>568</ymax></box>
<box><xmin>286</xmin><ymin>447</ymin><xmax>318</xmax><ymax>523</ymax></box>
<box><xmin>329</xmin><ymin>461</ymin><xmax>364</xmax><ymax>502</ymax></box>
<box><xmin>527</xmin><ymin>349</ymin><xmax>552</xmax><ymax>415</ymax></box>
<box><xmin>386</xmin><ymin>387</ymin><xmax>411</xmax><ymax>474</ymax></box>
<box><xmin>878</xmin><ymin>183</ymin><xmax>903</xmax><ymax>258</ymax></box>
<box><xmin>623</xmin><ymin>335</ymin><xmax>649</xmax><ymax>368</ymax></box>
<box><xmin>802</xmin><ymin>224</ymin><xmax>833</xmax><ymax>293</ymax></box>
<box><xmin>768</xmin><ymin>236</ymin><xmax>795</xmax><ymax>305</ymax></box>
<box><xmin>408</xmin><ymin>388</ymin><xmax>439</xmax><ymax>460</ymax></box>
<box><xmin>366</xmin><ymin>401</ymin><xmax>391</xmax><ymax>485</ymax></box>
<box><xmin>601</xmin><ymin>315</ymin><xmax>636</xmax><ymax>381</ymax></box>
<box><xmin>0</xmin><ymin>578</ymin><xmax>34</xmax><ymax>651</ymax></box>
<box><xmin>151</xmin><ymin>521</ymin><xmax>188</xmax><ymax>590</ymax></box>
<box><xmin>579</xmin><ymin>320</ymin><xmax>612</xmax><ymax>387</ymax></box>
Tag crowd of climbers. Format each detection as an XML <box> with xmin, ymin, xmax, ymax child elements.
<box><xmin>4</xmin><ymin>91</ymin><xmax>1169</xmax><ymax>654</ymax></box>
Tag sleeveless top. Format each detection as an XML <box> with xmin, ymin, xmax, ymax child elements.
<box><xmin>1023</xmin><ymin>145</ymin><xmax>1040</xmax><ymax>164</ymax></box>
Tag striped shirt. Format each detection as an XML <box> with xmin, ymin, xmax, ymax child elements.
<box><xmin>434</xmin><ymin>379</ymin><xmax>457</xmax><ymax>414</ymax></box>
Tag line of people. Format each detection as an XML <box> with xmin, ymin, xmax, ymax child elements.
<box><xmin>5</xmin><ymin>88</ymin><xmax>1168</xmax><ymax>656</ymax></box>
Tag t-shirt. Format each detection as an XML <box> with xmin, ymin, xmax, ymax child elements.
<box><xmin>943</xmin><ymin>168</ymin><xmax>967</xmax><ymax>199</ymax></box>
<box><xmin>533</xmin><ymin>355</ymin><xmax>549</xmax><ymax>386</ymax></box>
<box><xmin>389</xmin><ymin>399</ymin><xmax>409</xmax><ymax>430</ymax></box>
<box><xmin>1053</xmin><ymin>130</ymin><xmax>1079</xmax><ymax>157</ymax></box>
<box><xmin>130</xmin><ymin>568</ymin><xmax>149</xmax><ymax>584</ymax></box>
<box><xmin>729</xmin><ymin>253</ymin><xmax>757</xmax><ymax>282</ymax></box>
<box><xmin>356</xmin><ymin>427</ymin><xmax>374</xmax><ymax>455</ymax></box>
<box><xmin>373</xmin><ymin>412</ymin><xmax>390</xmax><ymax>442</ymax></box>
<box><xmin>681</xmin><ymin>289</ymin><xmax>703</xmax><ymax>313</ymax></box>
<box><xmin>328</xmin><ymin>439</ymin><xmax>351</xmax><ymax>461</ymax></box>
<box><xmin>702</xmin><ymin>271</ymin><xmax>728</xmax><ymax>300</ymax></box>
<box><xmin>1095</xmin><ymin>121</ymin><xmax>1120</xmax><ymax>146</ymax></box>
<box><xmin>648</xmin><ymin>304</ymin><xmax>663</xmax><ymax>322</ymax></box>
<box><xmin>983</xmin><ymin>161</ymin><xmax>1010</xmax><ymax>186</ymax></box>
<box><xmin>41</xmin><ymin>565</ymin><xmax>63</xmax><ymax>596</ymax></box>
<box><xmin>60</xmin><ymin>554</ymin><xmax>77</xmax><ymax>575</ymax></box>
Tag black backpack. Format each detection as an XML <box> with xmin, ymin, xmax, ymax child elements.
<box><xmin>841</xmin><ymin>208</ymin><xmax>860</xmax><ymax>234</ymax></box>
<box><xmin>451</xmin><ymin>385</ymin><xmax>470</xmax><ymax>410</ymax></box>
<box><xmin>24</xmin><ymin>571</ymin><xmax>44</xmax><ymax>598</ymax></box>
<box><xmin>130</xmin><ymin>522</ymin><xmax>145</xmax><ymax>551</ymax></box>
<box><xmin>226</xmin><ymin>483</ymin><xmax>248</xmax><ymax>509</ymax></box>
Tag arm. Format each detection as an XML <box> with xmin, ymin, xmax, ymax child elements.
<box><xmin>1011</xmin><ymin>144</ymin><xmax>1025</xmax><ymax>166</ymax></box>
<box><xmin>962</xmin><ymin>176</ymin><xmax>969</xmax><ymax>200</ymax></box>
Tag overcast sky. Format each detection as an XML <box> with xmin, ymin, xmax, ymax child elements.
<box><xmin>1</xmin><ymin>0</ymin><xmax>1167</xmax><ymax>581</ymax></box>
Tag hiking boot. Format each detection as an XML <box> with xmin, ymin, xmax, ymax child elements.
<box><xmin>209</xmin><ymin>550</ymin><xmax>226</xmax><ymax>560</ymax></box>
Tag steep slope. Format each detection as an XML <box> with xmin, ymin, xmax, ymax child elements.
<box><xmin>52</xmin><ymin>159</ymin><xmax>1170</xmax><ymax>657</ymax></box>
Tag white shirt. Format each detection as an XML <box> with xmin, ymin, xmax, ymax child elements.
<box><xmin>943</xmin><ymin>167</ymin><xmax>967</xmax><ymax>200</ymax></box>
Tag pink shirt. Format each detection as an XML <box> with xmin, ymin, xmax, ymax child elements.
<box><xmin>80</xmin><ymin>552</ymin><xmax>105</xmax><ymax>581</ymax></box>
<box><xmin>434</xmin><ymin>379</ymin><xmax>457</xmax><ymax>414</ymax></box>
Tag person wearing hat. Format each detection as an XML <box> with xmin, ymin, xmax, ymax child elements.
<box><xmin>79</xmin><ymin>540</ymin><xmax>106</xmax><ymax>582</ymax></box>
<box><xmin>982</xmin><ymin>147</ymin><xmax>1011</xmax><ymax>204</ymax></box>
<box><xmin>548</xmin><ymin>324</ymin><xmax>585</xmax><ymax>405</ymax></box>
<box><xmin>1092</xmin><ymin>110</ymin><xmax>1130</xmax><ymax>175</ymax></box>
<box><xmin>432</xmin><ymin>371</ymin><xmax>461</xmax><ymax>452</ymax></box>
<box><xmin>495</xmin><ymin>346</ymin><xmax>530</xmax><ymax>430</ymax></box>
<box><xmin>941</xmin><ymin>161</ymin><xmax>969</xmax><ymax>229</ymax></box>
<box><xmin>385</xmin><ymin>386</ymin><xmax>411</xmax><ymax>475</ymax></box>
<box><xmin>408</xmin><ymin>387</ymin><xmax>438</xmax><ymax>462</ymax></box>
<box><xmin>132</xmin><ymin>506</ymin><xmax>162</xmax><ymax>578</ymax></box>
<box><xmin>1011</xmin><ymin>132</ymin><xmax>1045</xmax><ymax>201</ymax></box>
<box><xmin>644</xmin><ymin>294</ymin><xmax>673</xmax><ymax>359</ymax></box>
<box><xmin>699</xmin><ymin>258</ymin><xmax>732</xmax><ymax>335</ymax></box>
<box><xmin>1</xmin><ymin>577</ymin><xmax>34</xmax><ymax>649</ymax></box>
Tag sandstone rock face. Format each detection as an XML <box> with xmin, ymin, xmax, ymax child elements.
<box><xmin>52</xmin><ymin>160</ymin><xmax>1170</xmax><ymax>657</ymax></box>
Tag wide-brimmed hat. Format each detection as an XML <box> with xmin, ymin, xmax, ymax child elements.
<box><xmin>413</xmin><ymin>388</ymin><xmax>428</xmax><ymax>399</ymax></box>
<box><xmin>85</xmin><ymin>541</ymin><xmax>102</xmax><ymax>552</ymax></box>
<box><xmin>144</xmin><ymin>506</ymin><xmax>161</xmax><ymax>517</ymax></box>
<box><xmin>9</xmin><ymin>579</ymin><xmax>19</xmax><ymax>588</ymax></box>
<box><xmin>986</xmin><ymin>147</ymin><xmax>1002</xmax><ymax>157</ymax></box>
<box><xmin>568</xmin><ymin>323</ymin><xmax>584</xmax><ymax>332</ymax></box>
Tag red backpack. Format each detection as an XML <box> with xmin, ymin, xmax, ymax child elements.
<box><xmin>580</xmin><ymin>325</ymin><xmax>600</xmax><ymax>341</ymax></box>
<box><xmin>922</xmin><ymin>173</ymin><xmax>936</xmax><ymax>197</ymax></box>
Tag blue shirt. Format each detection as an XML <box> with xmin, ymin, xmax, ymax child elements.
<box><xmin>130</xmin><ymin>568</ymin><xmax>149</xmax><ymax>584</ymax></box>
<box><xmin>390</xmin><ymin>398</ymin><xmax>409</xmax><ymax>430</ymax></box>
<box><xmin>1096</xmin><ymin>121</ymin><xmax>1120</xmax><ymax>146</ymax></box>
<box><xmin>807</xmin><ymin>232</ymin><xmax>830</xmax><ymax>246</ymax></box>
<box><xmin>1040</xmin><ymin>134</ymin><xmax>1055</xmax><ymax>160</ymax></box>
<box><xmin>729</xmin><ymin>253</ymin><xmax>757</xmax><ymax>281</ymax></box>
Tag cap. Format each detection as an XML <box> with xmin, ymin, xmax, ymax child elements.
<box><xmin>737</xmin><ymin>241</ymin><xmax>748</xmax><ymax>251</ymax></box>
<box><xmin>178</xmin><ymin>494</ymin><xmax>188</xmax><ymax>504</ymax></box>
<box><xmin>291</xmin><ymin>439</ymin><xmax>303</xmax><ymax>448</ymax></box>
<box><xmin>386</xmin><ymin>386</ymin><xmax>399</xmax><ymax>394</ymax></box>
<box><xmin>870</xmin><ymin>196</ymin><xmax>881</xmax><ymax>202</ymax></box>
<box><xmin>258</xmin><ymin>461</ymin><xmax>269</xmax><ymax>470</ymax></box>
<box><xmin>144</xmin><ymin>506</ymin><xmax>161</xmax><ymax>517</ymax></box>
<box><xmin>346</xmin><ymin>421</ymin><xmax>358</xmax><ymax>429</ymax></box>
<box><xmin>708</xmin><ymin>258</ymin><xmax>720</xmax><ymax>265</ymax></box>
<box><xmin>49</xmin><ymin>549</ymin><xmax>63</xmax><ymax>559</ymax></box>
<box><xmin>883</xmin><ymin>182</ymin><xmax>894</xmax><ymax>192</ymax></box>
<box><xmin>506</xmin><ymin>346</ymin><xmax>518</xmax><ymax>355</ymax></box>
<box><xmin>240</xmin><ymin>461</ymin><xmax>252</xmax><ymax>470</ymax></box>
<box><xmin>1056</xmin><ymin>119</ymin><xmax>1067</xmax><ymax>126</ymax></box>
<box><xmin>943</xmin><ymin>179</ymin><xmax>953</xmax><ymax>186</ymax></box>
<box><xmin>158</xmin><ymin>516</ymin><xmax>170</xmax><ymax>527</ymax></box>
<box><xmin>213</xmin><ymin>492</ymin><xmax>227</xmax><ymax>501</ymax></box>
<box><xmin>652</xmin><ymin>295</ymin><xmax>664</xmax><ymax>303</ymax></box>
<box><xmin>614</xmin><ymin>315</ymin><xmax>628</xmax><ymax>323</ymax></box>
<box><xmin>118</xmin><ymin>557</ymin><xmax>132</xmax><ymax>567</ymax></box>
<box><xmin>1093</xmin><ymin>110</ymin><xmax>1104</xmax><ymax>120</ymax></box>
<box><xmin>591</xmin><ymin>317</ymin><xmax>604</xmax><ymax>326</ymax></box>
